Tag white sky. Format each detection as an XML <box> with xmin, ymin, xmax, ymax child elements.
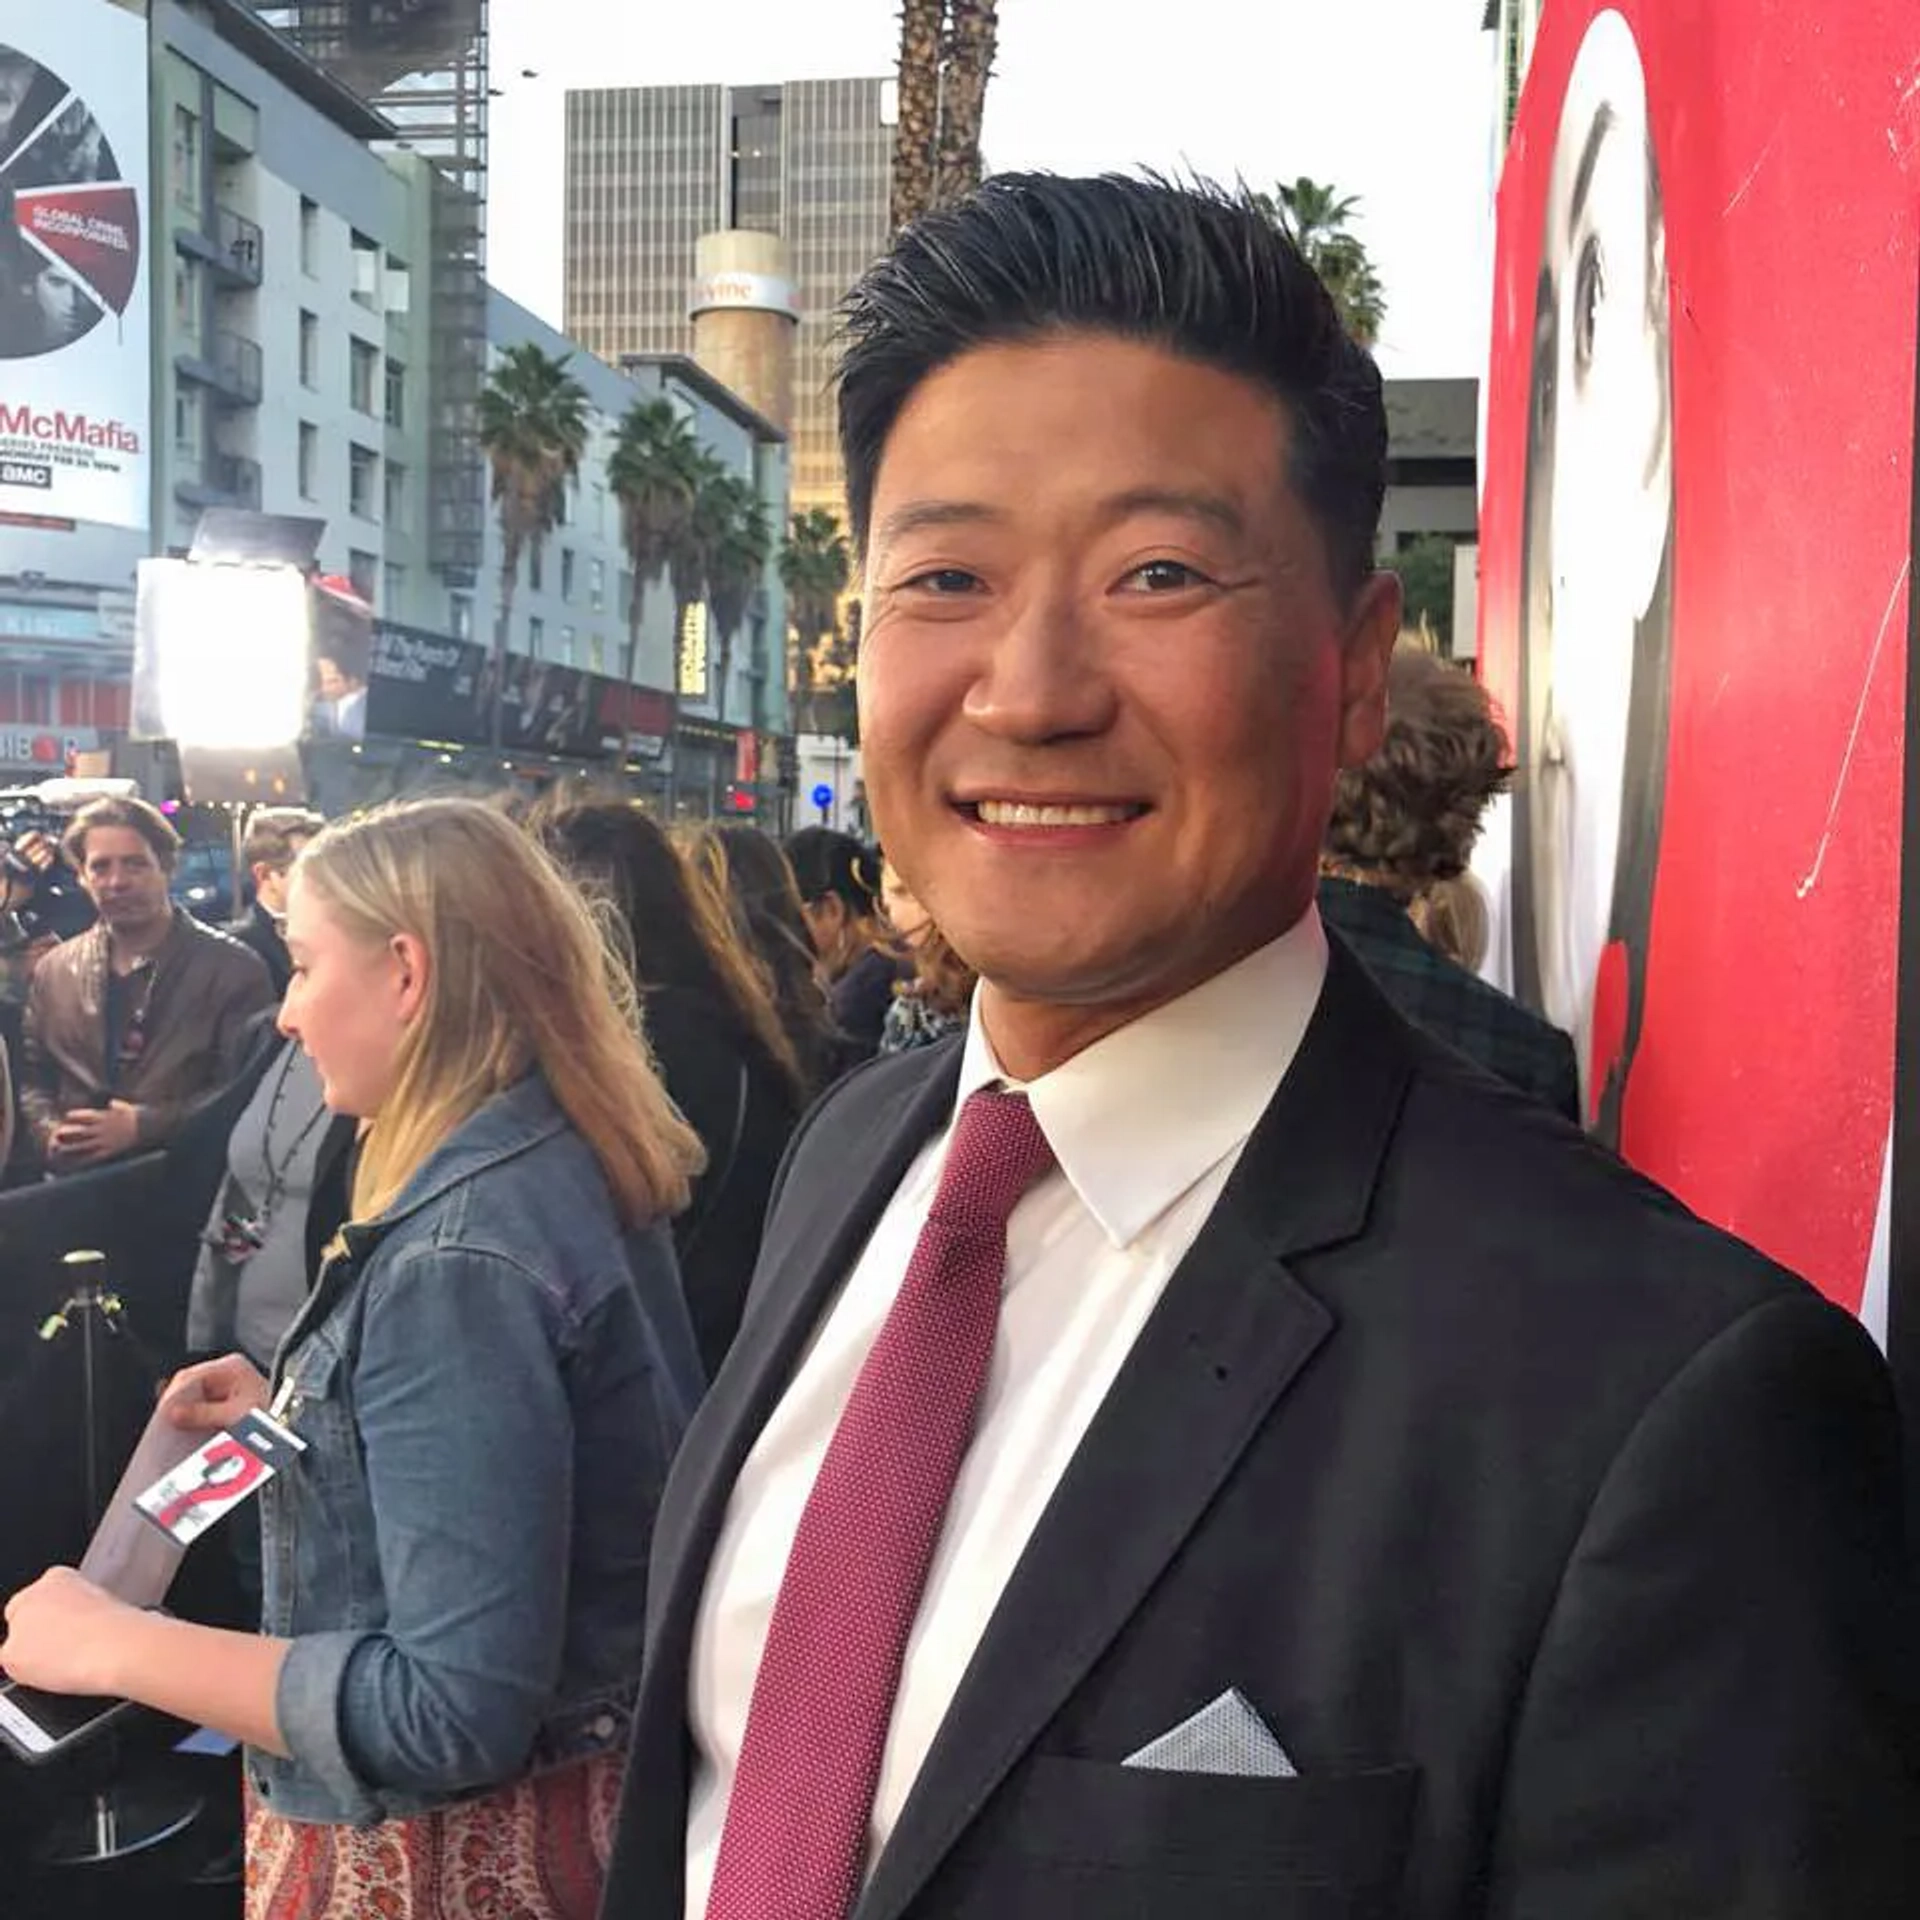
<box><xmin>484</xmin><ymin>0</ymin><xmax>1498</xmax><ymax>381</ymax></box>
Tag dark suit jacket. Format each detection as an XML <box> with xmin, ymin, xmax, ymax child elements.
<box><xmin>601</xmin><ymin>941</ymin><xmax>1919</xmax><ymax>1920</ymax></box>
<box><xmin>1318</xmin><ymin>877</ymin><xmax>1581</xmax><ymax>1124</ymax></box>
<box><xmin>228</xmin><ymin>900</ymin><xmax>293</xmax><ymax>999</ymax></box>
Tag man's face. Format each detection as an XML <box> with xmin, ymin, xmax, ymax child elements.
<box><xmin>1527</xmin><ymin>8</ymin><xmax>1671</xmax><ymax>1056</ymax></box>
<box><xmin>77</xmin><ymin>826</ymin><xmax>171</xmax><ymax>934</ymax></box>
<box><xmin>254</xmin><ymin>835</ymin><xmax>310</xmax><ymax>917</ymax></box>
<box><xmin>858</xmin><ymin>334</ymin><xmax>1397</xmax><ymax>1023</ymax></box>
<box><xmin>316</xmin><ymin>658</ymin><xmax>351</xmax><ymax>703</ymax></box>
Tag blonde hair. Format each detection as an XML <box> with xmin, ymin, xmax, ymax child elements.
<box><xmin>296</xmin><ymin>797</ymin><xmax>704</xmax><ymax>1228</ymax></box>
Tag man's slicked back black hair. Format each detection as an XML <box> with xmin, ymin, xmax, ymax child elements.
<box><xmin>837</xmin><ymin>172</ymin><xmax>1389</xmax><ymax>598</ymax></box>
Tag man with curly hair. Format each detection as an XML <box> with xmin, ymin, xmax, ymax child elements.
<box><xmin>1320</xmin><ymin>642</ymin><xmax>1582</xmax><ymax>1122</ymax></box>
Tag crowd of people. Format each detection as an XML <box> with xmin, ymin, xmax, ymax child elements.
<box><xmin>0</xmin><ymin>171</ymin><xmax>1914</xmax><ymax>1920</ymax></box>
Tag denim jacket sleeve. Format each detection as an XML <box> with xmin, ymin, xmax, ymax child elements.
<box><xmin>274</xmin><ymin>1238</ymin><xmax>578</xmax><ymax>1806</ymax></box>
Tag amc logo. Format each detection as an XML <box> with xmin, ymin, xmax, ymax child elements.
<box><xmin>0</xmin><ymin>460</ymin><xmax>53</xmax><ymax>491</ymax></box>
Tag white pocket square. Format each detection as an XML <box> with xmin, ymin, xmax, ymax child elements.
<box><xmin>1122</xmin><ymin>1687</ymin><xmax>1297</xmax><ymax>1778</ymax></box>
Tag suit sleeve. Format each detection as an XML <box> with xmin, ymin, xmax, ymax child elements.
<box><xmin>1486</xmin><ymin>1293</ymin><xmax>1920</xmax><ymax>1918</ymax></box>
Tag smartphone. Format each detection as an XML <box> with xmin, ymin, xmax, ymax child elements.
<box><xmin>0</xmin><ymin>1678</ymin><xmax>142</xmax><ymax>1765</ymax></box>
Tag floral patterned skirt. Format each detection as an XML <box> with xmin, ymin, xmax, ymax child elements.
<box><xmin>244</xmin><ymin>1751</ymin><xmax>624</xmax><ymax>1920</ymax></box>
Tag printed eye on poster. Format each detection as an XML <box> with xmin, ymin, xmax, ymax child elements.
<box><xmin>0</xmin><ymin>0</ymin><xmax>151</xmax><ymax>535</ymax></box>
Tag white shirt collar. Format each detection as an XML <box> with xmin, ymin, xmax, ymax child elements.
<box><xmin>952</xmin><ymin>909</ymin><xmax>1329</xmax><ymax>1249</ymax></box>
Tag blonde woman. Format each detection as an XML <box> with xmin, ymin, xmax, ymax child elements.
<box><xmin>2</xmin><ymin>798</ymin><xmax>705</xmax><ymax>1919</ymax></box>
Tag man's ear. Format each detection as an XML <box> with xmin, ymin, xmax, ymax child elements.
<box><xmin>1336</xmin><ymin>570</ymin><xmax>1404</xmax><ymax>770</ymax></box>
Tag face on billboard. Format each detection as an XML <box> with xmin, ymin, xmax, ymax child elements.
<box><xmin>1516</xmin><ymin>8</ymin><xmax>1673</xmax><ymax>1139</ymax></box>
<box><xmin>0</xmin><ymin>42</ymin><xmax>134</xmax><ymax>362</ymax></box>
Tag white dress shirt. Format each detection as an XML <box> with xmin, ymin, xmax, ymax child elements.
<box><xmin>683</xmin><ymin>914</ymin><xmax>1330</xmax><ymax>1917</ymax></box>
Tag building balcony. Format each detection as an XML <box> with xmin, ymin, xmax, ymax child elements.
<box><xmin>173</xmin><ymin>204</ymin><xmax>265</xmax><ymax>288</ymax></box>
<box><xmin>175</xmin><ymin>328</ymin><xmax>262</xmax><ymax>408</ymax></box>
<box><xmin>174</xmin><ymin>450</ymin><xmax>263</xmax><ymax>513</ymax></box>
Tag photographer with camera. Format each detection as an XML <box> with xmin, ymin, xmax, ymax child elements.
<box><xmin>19</xmin><ymin>797</ymin><xmax>274</xmax><ymax>1175</ymax></box>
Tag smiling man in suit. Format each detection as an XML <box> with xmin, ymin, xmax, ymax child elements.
<box><xmin>601</xmin><ymin>175</ymin><xmax>1918</xmax><ymax>1920</ymax></box>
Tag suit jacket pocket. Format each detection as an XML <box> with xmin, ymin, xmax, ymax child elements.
<box><xmin>940</xmin><ymin>1753</ymin><xmax>1420</xmax><ymax>1920</ymax></box>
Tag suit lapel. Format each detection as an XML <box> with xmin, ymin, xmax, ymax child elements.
<box><xmin>857</xmin><ymin>944</ymin><xmax>1414</xmax><ymax>1920</ymax></box>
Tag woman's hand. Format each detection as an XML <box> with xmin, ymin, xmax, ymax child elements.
<box><xmin>159</xmin><ymin>1353</ymin><xmax>269</xmax><ymax>1433</ymax></box>
<box><xmin>2</xmin><ymin>1568</ymin><xmax>136</xmax><ymax>1697</ymax></box>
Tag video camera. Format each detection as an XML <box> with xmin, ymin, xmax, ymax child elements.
<box><xmin>0</xmin><ymin>791</ymin><xmax>98</xmax><ymax>945</ymax></box>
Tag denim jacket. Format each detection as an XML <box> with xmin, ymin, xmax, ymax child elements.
<box><xmin>250</xmin><ymin>1074</ymin><xmax>704</xmax><ymax>1827</ymax></box>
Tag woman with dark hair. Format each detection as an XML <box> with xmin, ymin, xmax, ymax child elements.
<box><xmin>535</xmin><ymin>800</ymin><xmax>804</xmax><ymax>1376</ymax></box>
<box><xmin>684</xmin><ymin>823</ymin><xmax>841</xmax><ymax>1097</ymax></box>
<box><xmin>783</xmin><ymin>826</ymin><xmax>910</xmax><ymax>1065</ymax></box>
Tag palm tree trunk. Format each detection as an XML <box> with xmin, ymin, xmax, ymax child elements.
<box><xmin>891</xmin><ymin>0</ymin><xmax>943</xmax><ymax>231</ymax></box>
<box><xmin>714</xmin><ymin>622</ymin><xmax>732</xmax><ymax>726</ymax></box>
<box><xmin>618</xmin><ymin>591</ymin><xmax>643</xmax><ymax>776</ymax></box>
<box><xmin>491</xmin><ymin>530</ymin><xmax>521</xmax><ymax>748</ymax></box>
<box><xmin>667</xmin><ymin>592</ymin><xmax>692</xmax><ymax>812</ymax></box>
<box><xmin>935</xmin><ymin>0</ymin><xmax>996</xmax><ymax>206</ymax></box>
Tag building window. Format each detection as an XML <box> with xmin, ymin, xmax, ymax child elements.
<box><xmin>347</xmin><ymin>549</ymin><xmax>378</xmax><ymax>603</ymax></box>
<box><xmin>559</xmin><ymin>624</ymin><xmax>576</xmax><ymax>664</ymax></box>
<box><xmin>298</xmin><ymin>421</ymin><xmax>318</xmax><ymax>499</ymax></box>
<box><xmin>592</xmin><ymin>482</ymin><xmax>605</xmax><ymax>537</ymax></box>
<box><xmin>384</xmin><ymin>358</ymin><xmax>406</xmax><ymax>428</ymax></box>
<box><xmin>173</xmin><ymin>385</ymin><xmax>202</xmax><ymax>458</ymax></box>
<box><xmin>528</xmin><ymin>614</ymin><xmax>545</xmax><ymax>658</ymax></box>
<box><xmin>529</xmin><ymin>545</ymin><xmax>544</xmax><ymax>593</ymax></box>
<box><xmin>382</xmin><ymin>561</ymin><xmax>406</xmax><ymax>612</ymax></box>
<box><xmin>298</xmin><ymin>311</ymin><xmax>318</xmax><ymax>388</ymax></box>
<box><xmin>588</xmin><ymin>633</ymin><xmax>606</xmax><ymax>674</ymax></box>
<box><xmin>172</xmin><ymin>258</ymin><xmax>199</xmax><ymax>343</ymax></box>
<box><xmin>589</xmin><ymin>557</ymin><xmax>604</xmax><ymax>612</ymax></box>
<box><xmin>350</xmin><ymin>232</ymin><xmax>379</xmax><ymax>308</ymax></box>
<box><xmin>449</xmin><ymin>592</ymin><xmax>473</xmax><ymax>640</ymax></box>
<box><xmin>299</xmin><ymin>197</ymin><xmax>319</xmax><ymax>275</ymax></box>
<box><xmin>384</xmin><ymin>461</ymin><xmax>407</xmax><ymax>530</ymax></box>
<box><xmin>171</xmin><ymin>105</ymin><xmax>199</xmax><ymax>215</ymax></box>
<box><xmin>349</xmin><ymin>338</ymin><xmax>378</xmax><ymax>414</ymax></box>
<box><xmin>349</xmin><ymin>443</ymin><xmax>378</xmax><ymax>520</ymax></box>
<box><xmin>560</xmin><ymin>548</ymin><xmax>576</xmax><ymax>601</ymax></box>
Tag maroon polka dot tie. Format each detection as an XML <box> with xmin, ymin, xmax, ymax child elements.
<box><xmin>705</xmin><ymin>1089</ymin><xmax>1056</xmax><ymax>1920</ymax></box>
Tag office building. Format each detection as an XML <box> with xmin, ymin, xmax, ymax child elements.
<box><xmin>562</xmin><ymin>77</ymin><xmax>894</xmax><ymax>524</ymax></box>
<box><xmin>242</xmin><ymin>0</ymin><xmax>491</xmax><ymax>584</ymax></box>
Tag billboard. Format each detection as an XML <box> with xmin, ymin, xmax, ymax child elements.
<box><xmin>362</xmin><ymin>617</ymin><xmax>674</xmax><ymax>759</ymax></box>
<box><xmin>1478</xmin><ymin>0</ymin><xmax>1920</xmax><ymax>1356</ymax></box>
<box><xmin>0</xmin><ymin>0</ymin><xmax>149</xmax><ymax>533</ymax></box>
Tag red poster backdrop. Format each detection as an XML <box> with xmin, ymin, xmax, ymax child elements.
<box><xmin>1480</xmin><ymin>0</ymin><xmax>1920</xmax><ymax>1325</ymax></box>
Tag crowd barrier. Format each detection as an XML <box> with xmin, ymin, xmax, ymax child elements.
<box><xmin>0</xmin><ymin>1154</ymin><xmax>196</xmax><ymax>1604</ymax></box>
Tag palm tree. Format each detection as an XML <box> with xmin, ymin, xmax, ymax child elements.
<box><xmin>607</xmin><ymin>396</ymin><xmax>702</xmax><ymax>768</ymax></box>
<box><xmin>891</xmin><ymin>0</ymin><xmax>944</xmax><ymax>230</ymax></box>
<box><xmin>1256</xmin><ymin>176</ymin><xmax>1388</xmax><ymax>348</ymax></box>
<box><xmin>476</xmin><ymin>343</ymin><xmax>589</xmax><ymax>744</ymax></box>
<box><xmin>935</xmin><ymin>0</ymin><xmax>997</xmax><ymax>207</ymax></box>
<box><xmin>778</xmin><ymin>507</ymin><xmax>852</xmax><ymax>734</ymax></box>
<box><xmin>667</xmin><ymin>450</ymin><xmax>733</xmax><ymax>707</ymax></box>
<box><xmin>702</xmin><ymin>473</ymin><xmax>773</xmax><ymax>727</ymax></box>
